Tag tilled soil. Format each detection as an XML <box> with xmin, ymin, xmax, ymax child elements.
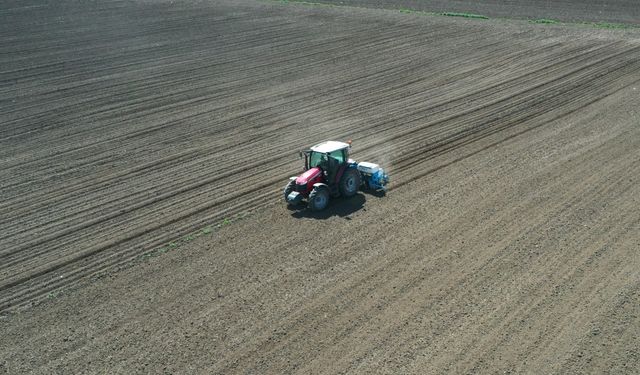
<box><xmin>1</xmin><ymin>0</ymin><xmax>639</xmax><ymax>373</ymax></box>
<box><xmin>314</xmin><ymin>0</ymin><xmax>640</xmax><ymax>25</ymax></box>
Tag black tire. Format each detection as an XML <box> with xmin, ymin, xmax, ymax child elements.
<box><xmin>308</xmin><ymin>186</ymin><xmax>330</xmax><ymax>211</ymax></box>
<box><xmin>339</xmin><ymin>168</ymin><xmax>360</xmax><ymax>198</ymax></box>
<box><xmin>283</xmin><ymin>180</ymin><xmax>295</xmax><ymax>202</ymax></box>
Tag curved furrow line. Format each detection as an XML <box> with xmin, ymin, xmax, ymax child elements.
<box><xmin>2</xmin><ymin>40</ymin><xmax>624</xmax><ymax>253</ymax></box>
<box><xmin>332</xmin><ymin>43</ymin><xmax>636</xmax><ymax>189</ymax></box>
<box><xmin>394</xmin><ymin>43</ymin><xmax>640</xmax><ymax>160</ymax></box>
<box><xmin>383</xmin><ymin>60</ymin><xmax>626</xmax><ymax>171</ymax></box>
<box><xmin>0</xmin><ymin>19</ymin><xmax>331</xmax><ymax>100</ymax></box>
<box><xmin>0</xmin><ymin>40</ymin><xmax>616</xmax><ymax>212</ymax></box>
<box><xmin>0</xmin><ymin>149</ymin><xmax>201</xmax><ymax>216</ymax></box>
<box><xmin>3</xmin><ymin>0</ymin><xmax>639</xmax><ymax>315</ymax></box>
<box><xmin>11</xmin><ymin>23</ymin><xmax>470</xmax><ymax>114</ymax></box>
<box><xmin>2</xmin><ymin>65</ymin><xmax>636</xmax><ymax>314</ymax></box>
<box><xmin>0</xmin><ymin>150</ymin><xmax>298</xmax><ymax>263</ymax></box>
<box><xmin>2</xmin><ymin>60</ymin><xmax>632</xmax><ymax>308</ymax></box>
<box><xmin>352</xmin><ymin>42</ymin><xmax>633</xmax><ymax>164</ymax></box>
<box><xmin>388</xmin><ymin>67</ymin><xmax>640</xmax><ymax>191</ymax></box>
<box><xmin>349</xmin><ymin>188</ymin><xmax>640</xmax><ymax>372</ymax></box>
<box><xmin>409</xmin><ymin>179</ymin><xmax>640</xmax><ymax>372</ymax></box>
<box><xmin>0</xmin><ymin>157</ymin><xmax>295</xmax><ymax>269</ymax></box>
<box><xmin>276</xmin><ymin>41</ymin><xmax>609</xmax><ymax>163</ymax></box>
<box><xmin>0</xmin><ymin>13</ymin><xmax>255</xmax><ymax>67</ymax></box>
<box><xmin>356</xmin><ymin>41</ymin><xmax>620</xmax><ymax>145</ymax></box>
<box><xmin>385</xmin><ymin>67</ymin><xmax>637</xmax><ymax>187</ymax></box>
<box><xmin>0</xmin><ymin>57</ymin><xmax>438</xmax><ymax>197</ymax></box>
<box><xmin>3</xmin><ymin>25</ymin><xmax>476</xmax><ymax>144</ymax></box>
<box><xmin>220</xmin><ymin>148</ymin><xmax>640</xmax><ymax>373</ymax></box>
<box><xmin>0</xmin><ymin>30</ymin><xmax>319</xmax><ymax>135</ymax></box>
<box><xmin>0</xmin><ymin>24</ymin><xmax>419</xmax><ymax>162</ymax></box>
<box><xmin>1</xmin><ymin>18</ymin><xmax>331</xmax><ymax>126</ymax></box>
<box><xmin>0</xmin><ymin>152</ymin><xmax>290</xmax><ymax>259</ymax></box>
<box><xmin>0</xmin><ymin>189</ymin><xmax>281</xmax><ymax>311</ymax></box>
<box><xmin>1</xmin><ymin>23</ymin><xmax>420</xmax><ymax>125</ymax></box>
<box><xmin>0</xmin><ymin>31</ymin><xmax>222</xmax><ymax>86</ymax></box>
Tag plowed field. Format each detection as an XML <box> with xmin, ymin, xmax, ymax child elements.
<box><xmin>316</xmin><ymin>0</ymin><xmax>640</xmax><ymax>25</ymax></box>
<box><xmin>1</xmin><ymin>0</ymin><xmax>639</xmax><ymax>373</ymax></box>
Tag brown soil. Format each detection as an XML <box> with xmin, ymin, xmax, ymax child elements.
<box><xmin>1</xmin><ymin>0</ymin><xmax>639</xmax><ymax>373</ymax></box>
<box><xmin>314</xmin><ymin>0</ymin><xmax>640</xmax><ymax>25</ymax></box>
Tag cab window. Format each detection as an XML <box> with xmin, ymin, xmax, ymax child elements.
<box><xmin>309</xmin><ymin>151</ymin><xmax>325</xmax><ymax>168</ymax></box>
<box><xmin>328</xmin><ymin>150</ymin><xmax>345</xmax><ymax>164</ymax></box>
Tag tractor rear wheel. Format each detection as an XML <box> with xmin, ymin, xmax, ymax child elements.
<box><xmin>339</xmin><ymin>168</ymin><xmax>360</xmax><ymax>197</ymax></box>
<box><xmin>283</xmin><ymin>180</ymin><xmax>295</xmax><ymax>202</ymax></box>
<box><xmin>308</xmin><ymin>186</ymin><xmax>330</xmax><ymax>211</ymax></box>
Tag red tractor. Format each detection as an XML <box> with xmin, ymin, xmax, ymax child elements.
<box><xmin>284</xmin><ymin>141</ymin><xmax>361</xmax><ymax>211</ymax></box>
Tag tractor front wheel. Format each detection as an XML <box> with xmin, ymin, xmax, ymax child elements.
<box><xmin>339</xmin><ymin>168</ymin><xmax>361</xmax><ymax>197</ymax></box>
<box><xmin>308</xmin><ymin>186</ymin><xmax>330</xmax><ymax>211</ymax></box>
<box><xmin>284</xmin><ymin>180</ymin><xmax>295</xmax><ymax>202</ymax></box>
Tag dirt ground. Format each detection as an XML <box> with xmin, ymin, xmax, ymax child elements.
<box><xmin>1</xmin><ymin>0</ymin><xmax>639</xmax><ymax>373</ymax></box>
<box><xmin>315</xmin><ymin>0</ymin><xmax>640</xmax><ymax>25</ymax></box>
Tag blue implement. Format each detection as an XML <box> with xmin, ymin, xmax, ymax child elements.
<box><xmin>356</xmin><ymin>162</ymin><xmax>389</xmax><ymax>191</ymax></box>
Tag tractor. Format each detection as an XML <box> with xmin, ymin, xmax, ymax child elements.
<box><xmin>284</xmin><ymin>140</ymin><xmax>389</xmax><ymax>211</ymax></box>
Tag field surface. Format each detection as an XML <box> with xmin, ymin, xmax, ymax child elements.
<box><xmin>1</xmin><ymin>0</ymin><xmax>639</xmax><ymax>373</ymax></box>
<box><xmin>316</xmin><ymin>0</ymin><xmax>640</xmax><ymax>25</ymax></box>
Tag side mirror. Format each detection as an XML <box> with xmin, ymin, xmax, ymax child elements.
<box><xmin>298</xmin><ymin>151</ymin><xmax>303</xmax><ymax>159</ymax></box>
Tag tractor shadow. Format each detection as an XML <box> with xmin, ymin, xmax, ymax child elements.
<box><xmin>288</xmin><ymin>192</ymin><xmax>367</xmax><ymax>219</ymax></box>
<box><xmin>367</xmin><ymin>189</ymin><xmax>386</xmax><ymax>199</ymax></box>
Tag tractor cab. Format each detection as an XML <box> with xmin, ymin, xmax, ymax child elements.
<box><xmin>302</xmin><ymin>141</ymin><xmax>351</xmax><ymax>183</ymax></box>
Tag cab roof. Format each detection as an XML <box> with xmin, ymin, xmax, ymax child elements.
<box><xmin>309</xmin><ymin>141</ymin><xmax>350</xmax><ymax>153</ymax></box>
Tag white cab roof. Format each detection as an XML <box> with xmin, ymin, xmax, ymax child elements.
<box><xmin>310</xmin><ymin>141</ymin><xmax>350</xmax><ymax>153</ymax></box>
